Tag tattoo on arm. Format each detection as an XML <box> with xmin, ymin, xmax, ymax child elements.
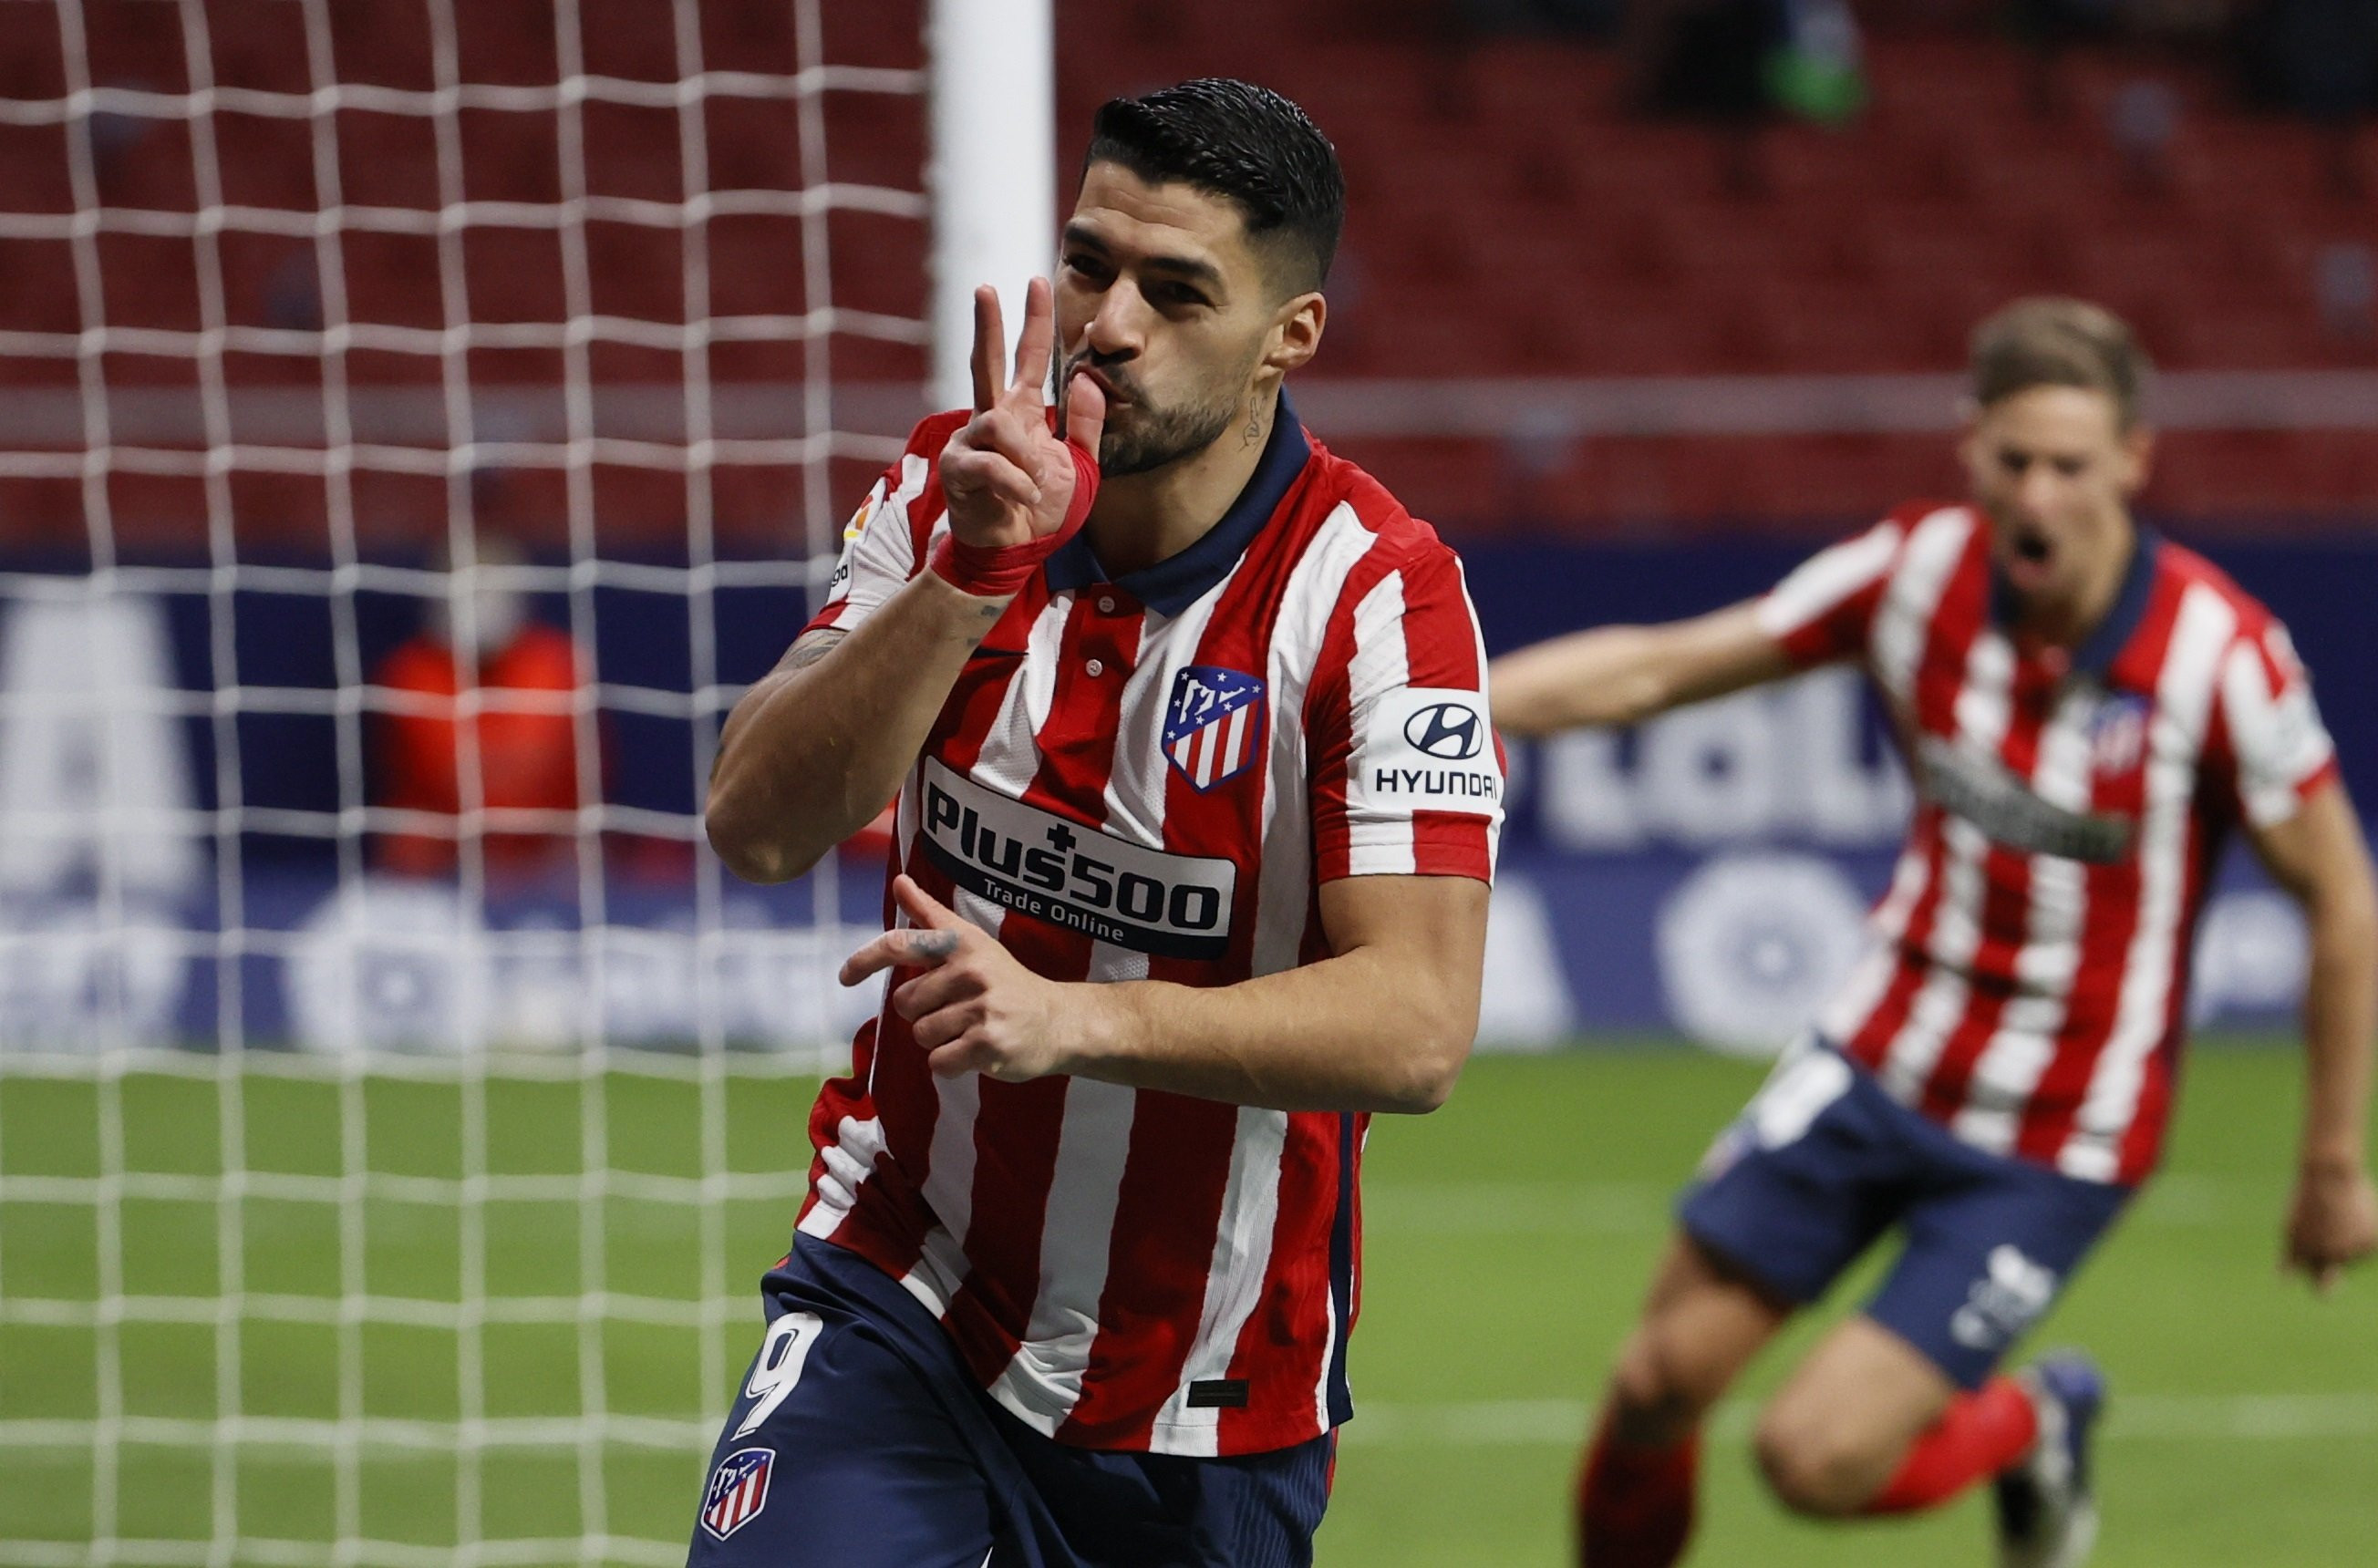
<box><xmin>779</xmin><ymin>630</ymin><xmax>847</xmax><ymax>675</ymax></box>
<box><xmin>709</xmin><ymin>630</ymin><xmax>849</xmax><ymax>786</ymax></box>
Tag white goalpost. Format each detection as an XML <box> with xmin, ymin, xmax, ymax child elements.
<box><xmin>925</xmin><ymin>0</ymin><xmax>1054</xmax><ymax>411</ymax></box>
<box><xmin>0</xmin><ymin>0</ymin><xmax>1047</xmax><ymax>1562</ymax></box>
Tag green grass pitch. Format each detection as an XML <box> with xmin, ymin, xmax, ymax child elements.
<box><xmin>1</xmin><ymin>1041</ymin><xmax>2370</xmax><ymax>1565</ymax></box>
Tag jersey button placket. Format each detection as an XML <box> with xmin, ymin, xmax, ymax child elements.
<box><xmin>1075</xmin><ymin>588</ymin><xmax>1136</xmax><ymax>684</ymax></box>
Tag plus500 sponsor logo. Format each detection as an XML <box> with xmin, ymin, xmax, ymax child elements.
<box><xmin>917</xmin><ymin>760</ymin><xmax>1236</xmax><ymax>960</ymax></box>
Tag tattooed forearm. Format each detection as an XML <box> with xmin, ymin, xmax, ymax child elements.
<box><xmin>713</xmin><ymin>631</ymin><xmax>846</xmax><ymax>785</ymax></box>
<box><xmin>779</xmin><ymin>630</ymin><xmax>847</xmax><ymax>674</ymax></box>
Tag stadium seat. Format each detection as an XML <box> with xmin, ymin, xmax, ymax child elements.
<box><xmin>460</xmin><ymin>227</ymin><xmax>569</xmax><ymax>326</ymax></box>
<box><xmin>8</xmin><ymin>7</ymin><xmax>2373</xmax><ymax>547</ymax></box>
<box><xmin>0</xmin><ymin>474</ymin><xmax>84</xmax><ymax>547</ymax></box>
<box><xmin>0</xmin><ymin>122</ymin><xmax>73</xmax><ymax>220</ymax></box>
<box><xmin>816</xmin><ymin>0</ymin><xmax>925</xmax><ymax>73</ymax></box>
<box><xmin>334</xmin><ymin>110</ymin><xmax>445</xmax><ymax>213</ymax></box>
<box><xmin>211</xmin><ymin>110</ymin><xmax>322</xmax><ymax>216</ymax></box>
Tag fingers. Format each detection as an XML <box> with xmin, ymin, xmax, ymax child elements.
<box><xmin>837</xmin><ymin>934</ymin><xmax>897</xmax><ymax>987</ymax></box>
<box><xmin>2283</xmin><ymin>1233</ymin><xmax>2354</xmax><ymax>1295</ymax></box>
<box><xmin>927</xmin><ymin>1034</ymin><xmax>995</xmax><ymax>1079</ymax></box>
<box><xmin>941</xmin><ymin>445</ymin><xmax>1041</xmax><ymax>511</ymax></box>
<box><xmin>1010</xmin><ymin>276</ymin><xmax>1054</xmax><ymax>403</ymax></box>
<box><xmin>1062</xmin><ymin>365</ymin><xmax>1107</xmax><ymax>461</ymax></box>
<box><xmin>837</xmin><ymin>923</ymin><xmax>961</xmax><ymax>987</ymax></box>
<box><xmin>2290</xmin><ymin>1252</ymin><xmax>2340</xmax><ymax>1295</ymax></box>
<box><xmin>946</xmin><ymin>400</ymin><xmax>1059</xmax><ymax>499</ymax></box>
<box><xmin>915</xmin><ymin>1001</ymin><xmax>988</xmax><ymax>1055</ymax></box>
<box><xmin>898</xmin><ymin>966</ymin><xmax>991</xmax><ymax>1056</ymax></box>
<box><xmin>892</xmin><ymin>961</ymin><xmax>980</xmax><ymax>1025</ymax></box>
<box><xmin>839</xmin><ymin>878</ymin><xmax>971</xmax><ymax>984</ymax></box>
<box><xmin>892</xmin><ymin>873</ymin><xmax>967</xmax><ymax>932</ymax></box>
<box><xmin>957</xmin><ymin>405</ymin><xmax>1049</xmax><ymax>477</ymax></box>
<box><xmin>968</xmin><ymin>279</ymin><xmax>1056</xmax><ymax>414</ymax></box>
<box><xmin>927</xmin><ymin>1033</ymin><xmax>1040</xmax><ymax>1081</ymax></box>
<box><xmin>970</xmin><ymin>285</ymin><xmax>1003</xmax><ymax>414</ymax></box>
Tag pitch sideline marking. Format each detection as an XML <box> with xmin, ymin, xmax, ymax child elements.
<box><xmin>1339</xmin><ymin>1392</ymin><xmax>2378</xmax><ymax>1447</ymax></box>
<box><xmin>1360</xmin><ymin>1173</ymin><xmax>2260</xmax><ymax>1234</ymax></box>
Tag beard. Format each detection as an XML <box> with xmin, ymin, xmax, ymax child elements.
<box><xmin>1098</xmin><ymin>390</ymin><xmax>1239</xmax><ymax>477</ymax></box>
<box><xmin>1062</xmin><ymin>356</ymin><xmax>1254</xmax><ymax>478</ymax></box>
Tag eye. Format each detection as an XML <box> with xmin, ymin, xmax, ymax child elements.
<box><xmin>1150</xmin><ymin>281</ymin><xmax>1209</xmax><ymax>309</ymax></box>
<box><xmin>2052</xmin><ymin>457</ymin><xmax>2087</xmax><ymax>478</ymax></box>
<box><xmin>1061</xmin><ymin>253</ymin><xmax>1111</xmax><ymax>284</ymax></box>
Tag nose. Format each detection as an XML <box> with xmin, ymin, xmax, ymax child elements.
<box><xmin>1082</xmin><ymin>279</ymin><xmax>1147</xmax><ymax>360</ymax></box>
<box><xmin>2012</xmin><ymin>465</ymin><xmax>2063</xmax><ymax>521</ymax></box>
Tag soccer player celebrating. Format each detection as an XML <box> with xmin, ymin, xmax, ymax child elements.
<box><xmin>1493</xmin><ymin>298</ymin><xmax>2377</xmax><ymax>1568</ymax></box>
<box><xmin>699</xmin><ymin>80</ymin><xmax>1502</xmax><ymax>1566</ymax></box>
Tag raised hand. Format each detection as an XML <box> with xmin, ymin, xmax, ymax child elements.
<box><xmin>2283</xmin><ymin>1160</ymin><xmax>2378</xmax><ymax>1295</ymax></box>
<box><xmin>937</xmin><ymin>278</ymin><xmax>1107</xmax><ymax>551</ymax></box>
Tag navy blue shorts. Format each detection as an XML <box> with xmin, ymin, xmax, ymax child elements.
<box><xmin>686</xmin><ymin>1234</ymin><xmax>1334</xmax><ymax>1568</ymax></box>
<box><xmin>1678</xmin><ymin>1040</ymin><xmax>2133</xmax><ymax>1389</ymax></box>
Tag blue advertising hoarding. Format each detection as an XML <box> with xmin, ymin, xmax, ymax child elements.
<box><xmin>0</xmin><ymin>531</ymin><xmax>2361</xmax><ymax>1055</ymax></box>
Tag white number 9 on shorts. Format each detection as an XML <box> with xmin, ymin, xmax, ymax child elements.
<box><xmin>731</xmin><ymin>1311</ymin><xmax>825</xmax><ymax>1440</ymax></box>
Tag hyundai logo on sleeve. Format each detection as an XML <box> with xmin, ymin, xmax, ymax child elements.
<box><xmin>1404</xmin><ymin>701</ymin><xmax>1484</xmax><ymax>760</ymax></box>
<box><xmin>1355</xmin><ymin>687</ymin><xmax>1504</xmax><ymax>816</ymax></box>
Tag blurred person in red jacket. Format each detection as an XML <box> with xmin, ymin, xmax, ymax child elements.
<box><xmin>372</xmin><ymin>529</ymin><xmax>588</xmax><ymax>882</ymax></box>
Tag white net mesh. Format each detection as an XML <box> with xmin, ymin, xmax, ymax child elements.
<box><xmin>0</xmin><ymin>0</ymin><xmax>924</xmax><ymax>1560</ymax></box>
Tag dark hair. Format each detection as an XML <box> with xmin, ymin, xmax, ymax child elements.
<box><xmin>1084</xmin><ymin>78</ymin><xmax>1345</xmax><ymax>296</ymax></box>
<box><xmin>1970</xmin><ymin>297</ymin><xmax>2152</xmax><ymax>429</ymax></box>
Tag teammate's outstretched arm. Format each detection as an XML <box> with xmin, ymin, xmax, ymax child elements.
<box><xmin>708</xmin><ymin>281</ymin><xmax>1104</xmax><ymax>882</ymax></box>
<box><xmin>843</xmin><ymin>871</ymin><xmax>1486</xmax><ymax>1115</ymax></box>
<box><xmin>2247</xmin><ymin>778</ymin><xmax>2378</xmax><ymax>1293</ymax></box>
<box><xmin>1488</xmin><ymin>600</ymin><xmax>1796</xmax><ymax>737</ymax></box>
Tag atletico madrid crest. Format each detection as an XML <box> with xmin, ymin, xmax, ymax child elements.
<box><xmin>2088</xmin><ymin>692</ymin><xmax>2152</xmax><ymax>776</ymax></box>
<box><xmin>1163</xmin><ymin>665</ymin><xmax>1267</xmax><ymax>791</ymax></box>
<box><xmin>699</xmin><ymin>1446</ymin><xmax>774</xmax><ymax>1542</ymax></box>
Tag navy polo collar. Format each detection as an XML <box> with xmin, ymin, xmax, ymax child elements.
<box><xmin>1990</xmin><ymin>524</ymin><xmax>2162</xmax><ymax>683</ymax></box>
<box><xmin>1041</xmin><ymin>387</ymin><xmax>1312</xmax><ymax>615</ymax></box>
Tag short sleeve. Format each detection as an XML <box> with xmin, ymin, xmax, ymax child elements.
<box><xmin>2215</xmin><ymin>621</ymin><xmax>2338</xmax><ymax>828</ymax></box>
<box><xmin>1308</xmin><ymin>542</ymin><xmax>1503</xmax><ymax>882</ymax></box>
<box><xmin>1754</xmin><ymin>518</ymin><xmax>1905</xmax><ymax>669</ymax></box>
<box><xmin>801</xmin><ymin>421</ymin><xmax>951</xmax><ymax>639</ymax></box>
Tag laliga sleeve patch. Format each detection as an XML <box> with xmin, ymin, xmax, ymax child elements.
<box><xmin>1350</xmin><ymin>686</ymin><xmax>1503</xmax><ymax>816</ymax></box>
<box><xmin>822</xmin><ymin>489</ymin><xmax>879</xmax><ymax>606</ymax></box>
<box><xmin>699</xmin><ymin>1447</ymin><xmax>775</xmax><ymax>1541</ymax></box>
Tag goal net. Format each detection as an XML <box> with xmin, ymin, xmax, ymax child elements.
<box><xmin>0</xmin><ymin>0</ymin><xmax>929</xmax><ymax>1560</ymax></box>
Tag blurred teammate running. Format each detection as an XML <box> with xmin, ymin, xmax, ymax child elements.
<box><xmin>1494</xmin><ymin>298</ymin><xmax>2377</xmax><ymax>1568</ymax></box>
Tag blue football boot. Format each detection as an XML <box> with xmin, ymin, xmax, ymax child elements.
<box><xmin>1994</xmin><ymin>1351</ymin><xmax>2105</xmax><ymax>1568</ymax></box>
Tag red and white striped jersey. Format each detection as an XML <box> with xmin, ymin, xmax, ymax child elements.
<box><xmin>791</xmin><ymin>396</ymin><xmax>1503</xmax><ymax>1456</ymax></box>
<box><xmin>1761</xmin><ymin>502</ymin><xmax>2340</xmax><ymax>1185</ymax></box>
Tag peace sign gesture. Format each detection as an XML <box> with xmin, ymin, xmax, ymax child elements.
<box><xmin>938</xmin><ymin>278</ymin><xmax>1107</xmax><ymax>552</ymax></box>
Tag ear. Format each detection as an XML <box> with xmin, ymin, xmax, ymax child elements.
<box><xmin>1954</xmin><ymin>398</ymin><xmax>1985</xmax><ymax>477</ymax></box>
<box><xmin>2119</xmin><ymin>423</ymin><xmax>2156</xmax><ymax>495</ymax></box>
<box><xmin>1264</xmin><ymin>292</ymin><xmax>1327</xmax><ymax>377</ymax></box>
